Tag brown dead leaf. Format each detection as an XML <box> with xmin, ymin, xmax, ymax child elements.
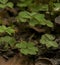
<box><xmin>55</xmin><ymin>16</ymin><xmax>60</xmax><ymax>24</ymax></box>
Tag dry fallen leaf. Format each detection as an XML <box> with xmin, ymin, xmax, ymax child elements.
<box><xmin>55</xmin><ymin>16</ymin><xmax>60</xmax><ymax>24</ymax></box>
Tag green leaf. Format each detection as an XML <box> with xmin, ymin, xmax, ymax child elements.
<box><xmin>20</xmin><ymin>17</ymin><xmax>27</xmax><ymax>22</ymax></box>
<box><xmin>29</xmin><ymin>18</ymin><xmax>39</xmax><ymax>26</ymax></box>
<box><xmin>0</xmin><ymin>25</ymin><xmax>15</xmax><ymax>35</ymax></box>
<box><xmin>0</xmin><ymin>36</ymin><xmax>16</xmax><ymax>47</ymax></box>
<box><xmin>33</xmin><ymin>13</ymin><xmax>53</xmax><ymax>27</ymax></box>
<box><xmin>17</xmin><ymin>3</ymin><xmax>27</xmax><ymax>7</ymax></box>
<box><xmin>45</xmin><ymin>20</ymin><xmax>54</xmax><ymax>27</ymax></box>
<box><xmin>20</xmin><ymin>49</ymin><xmax>29</xmax><ymax>55</ymax></box>
<box><xmin>18</xmin><ymin>11</ymin><xmax>31</xmax><ymax>18</ymax></box>
<box><xmin>28</xmin><ymin>49</ymin><xmax>37</xmax><ymax>55</ymax></box>
<box><xmin>5</xmin><ymin>27</ymin><xmax>15</xmax><ymax>35</ymax></box>
<box><xmin>29</xmin><ymin>4</ymin><xmax>41</xmax><ymax>12</ymax></box>
<box><xmin>0</xmin><ymin>0</ymin><xmax>8</xmax><ymax>4</ymax></box>
<box><xmin>17</xmin><ymin>11</ymin><xmax>54</xmax><ymax>27</ymax></box>
<box><xmin>40</xmin><ymin>34</ymin><xmax>58</xmax><ymax>48</ymax></box>
<box><xmin>0</xmin><ymin>4</ymin><xmax>6</xmax><ymax>8</ymax></box>
<box><xmin>17</xmin><ymin>11</ymin><xmax>31</xmax><ymax>22</ymax></box>
<box><xmin>17</xmin><ymin>0</ymin><xmax>32</xmax><ymax>7</ymax></box>
<box><xmin>30</xmin><ymin>4</ymin><xmax>48</xmax><ymax>12</ymax></box>
<box><xmin>45</xmin><ymin>34</ymin><xmax>55</xmax><ymax>40</ymax></box>
<box><xmin>33</xmin><ymin>14</ymin><xmax>46</xmax><ymax>25</ymax></box>
<box><xmin>16</xmin><ymin>41</ymin><xmax>27</xmax><ymax>48</ymax></box>
<box><xmin>6</xmin><ymin>2</ymin><xmax>14</xmax><ymax>8</ymax></box>
<box><xmin>15</xmin><ymin>41</ymin><xmax>38</xmax><ymax>55</ymax></box>
<box><xmin>20</xmin><ymin>47</ymin><xmax>38</xmax><ymax>55</ymax></box>
<box><xmin>39</xmin><ymin>4</ymin><xmax>48</xmax><ymax>11</ymax></box>
<box><xmin>46</xmin><ymin>40</ymin><xmax>58</xmax><ymax>48</ymax></box>
<box><xmin>0</xmin><ymin>25</ymin><xmax>6</xmax><ymax>33</ymax></box>
<box><xmin>27</xmin><ymin>42</ymin><xmax>35</xmax><ymax>48</ymax></box>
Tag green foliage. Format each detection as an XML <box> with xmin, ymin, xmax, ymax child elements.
<box><xmin>17</xmin><ymin>0</ymin><xmax>49</xmax><ymax>12</ymax></box>
<box><xmin>0</xmin><ymin>0</ymin><xmax>8</xmax><ymax>4</ymax></box>
<box><xmin>15</xmin><ymin>41</ymin><xmax>38</xmax><ymax>55</ymax></box>
<box><xmin>54</xmin><ymin>3</ymin><xmax>60</xmax><ymax>11</ymax></box>
<box><xmin>0</xmin><ymin>0</ymin><xmax>14</xmax><ymax>8</ymax></box>
<box><xmin>38</xmin><ymin>4</ymin><xmax>48</xmax><ymax>11</ymax></box>
<box><xmin>17</xmin><ymin>11</ymin><xmax>54</xmax><ymax>27</ymax></box>
<box><xmin>0</xmin><ymin>25</ymin><xmax>15</xmax><ymax>35</ymax></box>
<box><xmin>0</xmin><ymin>36</ymin><xmax>16</xmax><ymax>50</ymax></box>
<box><xmin>0</xmin><ymin>0</ymin><xmax>60</xmax><ymax>56</ymax></box>
<box><xmin>17</xmin><ymin>0</ymin><xmax>33</xmax><ymax>7</ymax></box>
<box><xmin>40</xmin><ymin>34</ymin><xmax>58</xmax><ymax>48</ymax></box>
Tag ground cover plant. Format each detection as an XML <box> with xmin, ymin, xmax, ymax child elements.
<box><xmin>0</xmin><ymin>0</ymin><xmax>60</xmax><ymax>65</ymax></box>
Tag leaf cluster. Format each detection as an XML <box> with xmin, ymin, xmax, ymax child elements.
<box><xmin>0</xmin><ymin>0</ymin><xmax>60</xmax><ymax>56</ymax></box>
<box><xmin>16</xmin><ymin>41</ymin><xmax>38</xmax><ymax>55</ymax></box>
<box><xmin>40</xmin><ymin>34</ymin><xmax>58</xmax><ymax>48</ymax></box>
<box><xmin>0</xmin><ymin>25</ymin><xmax>15</xmax><ymax>35</ymax></box>
<box><xmin>0</xmin><ymin>0</ymin><xmax>14</xmax><ymax>8</ymax></box>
